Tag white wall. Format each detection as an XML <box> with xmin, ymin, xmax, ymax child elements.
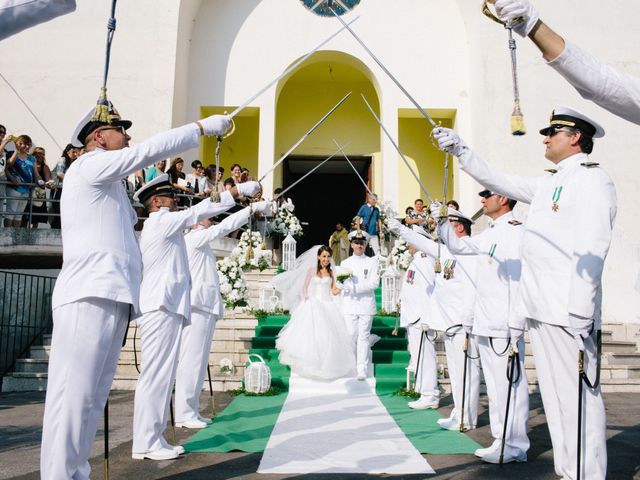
<box><xmin>0</xmin><ymin>0</ymin><xmax>637</xmax><ymax>323</ymax></box>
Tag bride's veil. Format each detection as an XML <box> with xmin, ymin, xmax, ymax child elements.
<box><xmin>271</xmin><ymin>244</ymin><xmax>326</xmax><ymax>310</ymax></box>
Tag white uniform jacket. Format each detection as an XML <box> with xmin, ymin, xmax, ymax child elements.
<box><xmin>548</xmin><ymin>42</ymin><xmax>640</xmax><ymax>126</ymax></box>
<box><xmin>138</xmin><ymin>191</ymin><xmax>235</xmax><ymax>319</ymax></box>
<box><xmin>395</xmin><ymin>225</ymin><xmax>476</xmax><ymax>332</ymax></box>
<box><xmin>53</xmin><ymin>123</ymin><xmax>201</xmax><ymax>313</ymax></box>
<box><xmin>186</xmin><ymin>206</ymin><xmax>252</xmax><ymax>316</ymax></box>
<box><xmin>439</xmin><ymin>211</ymin><xmax>525</xmax><ymax>337</ymax></box>
<box><xmin>340</xmin><ymin>254</ymin><xmax>380</xmax><ymax>315</ymax></box>
<box><xmin>457</xmin><ymin>149</ymin><xmax>617</xmax><ymax>329</ymax></box>
<box><xmin>399</xmin><ymin>254</ymin><xmax>435</xmax><ymax>327</ymax></box>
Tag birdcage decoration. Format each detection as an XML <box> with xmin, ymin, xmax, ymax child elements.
<box><xmin>244</xmin><ymin>354</ymin><xmax>271</xmax><ymax>394</ymax></box>
<box><xmin>282</xmin><ymin>233</ymin><xmax>297</xmax><ymax>271</ymax></box>
<box><xmin>381</xmin><ymin>266</ymin><xmax>401</xmax><ymax>313</ymax></box>
<box><xmin>259</xmin><ymin>285</ymin><xmax>282</xmax><ymax>312</ymax></box>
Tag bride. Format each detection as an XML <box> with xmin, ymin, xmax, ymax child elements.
<box><xmin>272</xmin><ymin>245</ymin><xmax>356</xmax><ymax>380</ymax></box>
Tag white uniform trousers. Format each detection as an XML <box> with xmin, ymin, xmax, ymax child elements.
<box><xmin>41</xmin><ymin>298</ymin><xmax>129</xmax><ymax>480</ymax></box>
<box><xmin>132</xmin><ymin>310</ymin><xmax>184</xmax><ymax>454</ymax></box>
<box><xmin>369</xmin><ymin>236</ymin><xmax>381</xmax><ymax>256</ymax></box>
<box><xmin>528</xmin><ymin>319</ymin><xmax>606</xmax><ymax>480</ymax></box>
<box><xmin>476</xmin><ymin>335</ymin><xmax>530</xmax><ymax>455</ymax></box>
<box><xmin>344</xmin><ymin>314</ymin><xmax>374</xmax><ymax>377</ymax></box>
<box><xmin>444</xmin><ymin>331</ymin><xmax>480</xmax><ymax>428</ymax></box>
<box><xmin>175</xmin><ymin>309</ymin><xmax>219</xmax><ymax>423</ymax></box>
<box><xmin>406</xmin><ymin>322</ymin><xmax>439</xmax><ymax>403</ymax></box>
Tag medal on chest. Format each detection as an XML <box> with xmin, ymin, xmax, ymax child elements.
<box><xmin>443</xmin><ymin>259</ymin><xmax>456</xmax><ymax>280</ymax></box>
<box><xmin>551</xmin><ymin>186</ymin><xmax>563</xmax><ymax>212</ymax></box>
<box><xmin>406</xmin><ymin>269</ymin><xmax>416</xmax><ymax>284</ymax></box>
<box><xmin>363</xmin><ymin>268</ymin><xmax>369</xmax><ymax>279</ymax></box>
<box><xmin>488</xmin><ymin>243</ymin><xmax>497</xmax><ymax>264</ymax></box>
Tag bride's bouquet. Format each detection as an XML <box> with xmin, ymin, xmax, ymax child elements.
<box><xmin>390</xmin><ymin>239</ymin><xmax>413</xmax><ymax>271</ymax></box>
<box><xmin>335</xmin><ymin>266</ymin><xmax>353</xmax><ymax>283</ymax></box>
<box><xmin>271</xmin><ymin>199</ymin><xmax>303</xmax><ymax>239</ymax></box>
<box><xmin>217</xmin><ymin>256</ymin><xmax>250</xmax><ymax>309</ymax></box>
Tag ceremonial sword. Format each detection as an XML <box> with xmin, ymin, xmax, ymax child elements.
<box><xmin>258</xmin><ymin>92</ymin><xmax>352</xmax><ymax>183</ymax></box>
<box><xmin>360</xmin><ymin>94</ymin><xmax>434</xmax><ymax>203</ymax></box>
<box><xmin>499</xmin><ymin>344</ymin><xmax>520</xmax><ymax>464</ymax></box>
<box><xmin>274</xmin><ymin>141</ymin><xmax>352</xmax><ymax>200</ymax></box>
<box><xmin>331</xmin><ymin>139</ymin><xmax>373</xmax><ymax>196</ymax></box>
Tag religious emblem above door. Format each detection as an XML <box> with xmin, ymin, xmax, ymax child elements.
<box><xmin>299</xmin><ymin>0</ymin><xmax>361</xmax><ymax>17</ymax></box>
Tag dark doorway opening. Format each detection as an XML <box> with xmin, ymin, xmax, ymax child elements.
<box><xmin>282</xmin><ymin>155</ymin><xmax>372</xmax><ymax>253</ymax></box>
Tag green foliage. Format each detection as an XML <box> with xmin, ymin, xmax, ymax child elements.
<box><xmin>250</xmin><ymin>308</ymin><xmax>290</xmax><ymax>320</ymax></box>
<box><xmin>395</xmin><ymin>387</ymin><xmax>420</xmax><ymax>399</ymax></box>
<box><xmin>377</xmin><ymin>310</ymin><xmax>400</xmax><ymax>317</ymax></box>
<box><xmin>230</xmin><ymin>386</ymin><xmax>282</xmax><ymax>397</ymax></box>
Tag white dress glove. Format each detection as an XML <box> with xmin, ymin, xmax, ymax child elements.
<box><xmin>200</xmin><ymin>114</ymin><xmax>232</xmax><ymax>137</ymax></box>
<box><xmin>251</xmin><ymin>200</ymin><xmax>274</xmax><ymax>215</ymax></box>
<box><xmin>494</xmin><ymin>0</ymin><xmax>540</xmax><ymax>37</ymax></box>
<box><xmin>420</xmin><ymin>322</ymin><xmax>431</xmax><ymax>333</ymax></box>
<box><xmin>236</xmin><ymin>181</ymin><xmax>261</xmax><ymax>198</ymax></box>
<box><xmin>509</xmin><ymin>327</ymin><xmax>524</xmax><ymax>352</ymax></box>
<box><xmin>429</xmin><ymin>201</ymin><xmax>444</xmax><ymax>219</ymax></box>
<box><xmin>432</xmin><ymin>127</ymin><xmax>468</xmax><ymax>157</ymax></box>
<box><xmin>387</xmin><ymin>218</ymin><xmax>403</xmax><ymax>234</ymax></box>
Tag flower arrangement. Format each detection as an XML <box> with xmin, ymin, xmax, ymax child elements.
<box><xmin>335</xmin><ymin>266</ymin><xmax>353</xmax><ymax>283</ymax></box>
<box><xmin>390</xmin><ymin>238</ymin><xmax>413</xmax><ymax>271</ymax></box>
<box><xmin>232</xmin><ymin>230</ymin><xmax>272</xmax><ymax>271</ymax></box>
<box><xmin>271</xmin><ymin>199</ymin><xmax>303</xmax><ymax>239</ymax></box>
<box><xmin>219</xmin><ymin>357</ymin><xmax>235</xmax><ymax>376</ymax></box>
<box><xmin>216</xmin><ymin>256</ymin><xmax>250</xmax><ymax>308</ymax></box>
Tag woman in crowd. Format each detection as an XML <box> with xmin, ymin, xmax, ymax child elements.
<box><xmin>167</xmin><ymin>157</ymin><xmax>190</xmax><ymax>206</ymax></box>
<box><xmin>50</xmin><ymin>144</ymin><xmax>78</xmax><ymax>229</ymax></box>
<box><xmin>28</xmin><ymin>146</ymin><xmax>53</xmax><ymax>228</ymax></box>
<box><xmin>226</xmin><ymin>163</ymin><xmax>242</xmax><ymax>186</ymax></box>
<box><xmin>203</xmin><ymin>164</ymin><xmax>225</xmax><ymax>194</ymax></box>
<box><xmin>5</xmin><ymin>134</ymin><xmax>35</xmax><ymax>227</ymax></box>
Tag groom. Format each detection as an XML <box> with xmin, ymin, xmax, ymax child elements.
<box><xmin>339</xmin><ymin>230</ymin><xmax>380</xmax><ymax>380</ymax></box>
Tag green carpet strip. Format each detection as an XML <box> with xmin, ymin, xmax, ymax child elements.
<box><xmin>185</xmin><ymin>287</ymin><xmax>478</xmax><ymax>454</ymax></box>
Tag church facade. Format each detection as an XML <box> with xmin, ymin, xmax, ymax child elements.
<box><xmin>1</xmin><ymin>0</ymin><xmax>638</xmax><ymax>324</ymax></box>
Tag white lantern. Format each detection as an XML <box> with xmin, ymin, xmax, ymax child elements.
<box><xmin>282</xmin><ymin>233</ymin><xmax>297</xmax><ymax>271</ymax></box>
<box><xmin>382</xmin><ymin>266</ymin><xmax>401</xmax><ymax>312</ymax></box>
<box><xmin>244</xmin><ymin>354</ymin><xmax>272</xmax><ymax>393</ymax></box>
<box><xmin>259</xmin><ymin>286</ymin><xmax>282</xmax><ymax>311</ymax></box>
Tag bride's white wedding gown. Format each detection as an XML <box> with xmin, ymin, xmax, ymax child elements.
<box><xmin>275</xmin><ymin>275</ymin><xmax>356</xmax><ymax>380</ymax></box>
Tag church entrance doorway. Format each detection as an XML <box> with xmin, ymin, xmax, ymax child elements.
<box><xmin>283</xmin><ymin>155</ymin><xmax>371</xmax><ymax>253</ymax></box>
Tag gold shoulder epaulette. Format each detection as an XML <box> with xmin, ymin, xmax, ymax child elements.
<box><xmin>544</xmin><ymin>168</ymin><xmax>558</xmax><ymax>174</ymax></box>
<box><xmin>580</xmin><ymin>161</ymin><xmax>600</xmax><ymax>168</ymax></box>
<box><xmin>508</xmin><ymin>220</ymin><xmax>523</xmax><ymax>226</ymax></box>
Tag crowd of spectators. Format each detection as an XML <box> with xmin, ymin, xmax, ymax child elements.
<box><xmin>0</xmin><ymin>122</ymin><xmax>255</xmax><ymax>229</ymax></box>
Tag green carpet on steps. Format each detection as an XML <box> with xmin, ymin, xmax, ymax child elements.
<box><xmin>185</xmin><ymin>287</ymin><xmax>478</xmax><ymax>455</ymax></box>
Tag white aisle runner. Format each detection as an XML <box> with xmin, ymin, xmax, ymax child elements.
<box><xmin>258</xmin><ymin>374</ymin><xmax>434</xmax><ymax>474</ymax></box>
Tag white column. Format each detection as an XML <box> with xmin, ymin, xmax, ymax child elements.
<box><xmin>258</xmin><ymin>94</ymin><xmax>276</xmax><ymax>196</ymax></box>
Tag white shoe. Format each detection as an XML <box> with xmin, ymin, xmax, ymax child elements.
<box><xmin>481</xmin><ymin>445</ymin><xmax>527</xmax><ymax>464</ymax></box>
<box><xmin>437</xmin><ymin>416</ymin><xmax>453</xmax><ymax>426</ymax></box>
<box><xmin>132</xmin><ymin>447</ymin><xmax>179</xmax><ymax>461</ymax></box>
<box><xmin>437</xmin><ymin>416</ymin><xmax>472</xmax><ymax>431</ymax></box>
<box><xmin>369</xmin><ymin>334</ymin><xmax>381</xmax><ymax>346</ymax></box>
<box><xmin>160</xmin><ymin>438</ymin><xmax>185</xmax><ymax>456</ymax></box>
<box><xmin>474</xmin><ymin>440</ymin><xmax>501</xmax><ymax>458</ymax></box>
<box><xmin>176</xmin><ymin>419</ymin><xmax>208</xmax><ymax>429</ymax></box>
<box><xmin>408</xmin><ymin>397</ymin><xmax>439</xmax><ymax>410</ymax></box>
<box><xmin>357</xmin><ymin>373</ymin><xmax>366</xmax><ymax>381</ymax></box>
<box><xmin>197</xmin><ymin>415</ymin><xmax>213</xmax><ymax>425</ymax></box>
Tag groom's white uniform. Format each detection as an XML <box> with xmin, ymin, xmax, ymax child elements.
<box><xmin>340</xmin><ymin>248</ymin><xmax>380</xmax><ymax>378</ymax></box>
<box><xmin>400</xmin><ymin>251</ymin><xmax>439</xmax><ymax>406</ymax></box>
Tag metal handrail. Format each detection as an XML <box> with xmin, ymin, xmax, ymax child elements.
<box><xmin>0</xmin><ymin>270</ymin><xmax>56</xmax><ymax>388</ymax></box>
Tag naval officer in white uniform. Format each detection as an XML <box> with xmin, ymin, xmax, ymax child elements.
<box><xmin>434</xmin><ymin>106</ymin><xmax>616</xmax><ymax>480</ymax></box>
<box><xmin>438</xmin><ymin>191</ymin><xmax>530</xmax><ymax>464</ymax></box>
<box><xmin>131</xmin><ymin>175</ymin><xmax>261</xmax><ymax>460</ymax></box>
<box><xmin>40</xmin><ymin>98</ymin><xmax>232</xmax><ymax>479</ymax></box>
<box><xmin>398</xmin><ymin>231</ymin><xmax>439</xmax><ymax>409</ymax></box>
<box><xmin>338</xmin><ymin>230</ymin><xmax>380</xmax><ymax>380</ymax></box>
<box><xmin>389</xmin><ymin>210</ymin><xmax>480</xmax><ymax>432</ymax></box>
<box><xmin>175</xmin><ymin>200</ymin><xmax>273</xmax><ymax>429</ymax></box>
<box><xmin>492</xmin><ymin>0</ymin><xmax>640</xmax><ymax>125</ymax></box>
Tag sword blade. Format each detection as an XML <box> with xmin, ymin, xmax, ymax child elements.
<box><xmin>331</xmin><ymin>138</ymin><xmax>373</xmax><ymax>195</ymax></box>
<box><xmin>228</xmin><ymin>17</ymin><xmax>359</xmax><ymax>119</ymax></box>
<box><xmin>258</xmin><ymin>91</ymin><xmax>352</xmax><ymax>183</ymax></box>
<box><xmin>275</xmin><ymin>141</ymin><xmax>351</xmax><ymax>199</ymax></box>
<box><xmin>361</xmin><ymin>93</ymin><xmax>434</xmax><ymax>203</ymax></box>
<box><xmin>329</xmin><ymin>7</ymin><xmax>437</xmax><ymax>127</ymax></box>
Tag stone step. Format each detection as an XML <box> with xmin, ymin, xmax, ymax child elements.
<box><xmin>607</xmin><ymin>353</ymin><xmax>640</xmax><ymax>366</ymax></box>
<box><xmin>602</xmin><ymin>340</ymin><xmax>638</xmax><ymax>355</ymax></box>
<box><xmin>1</xmin><ymin>372</ymin><xmax>48</xmax><ymax>392</ymax></box>
<box><xmin>110</xmin><ymin>373</ymin><xmax>242</xmax><ymax>391</ymax></box>
<box><xmin>14</xmin><ymin>358</ymin><xmax>49</xmax><ymax>373</ymax></box>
